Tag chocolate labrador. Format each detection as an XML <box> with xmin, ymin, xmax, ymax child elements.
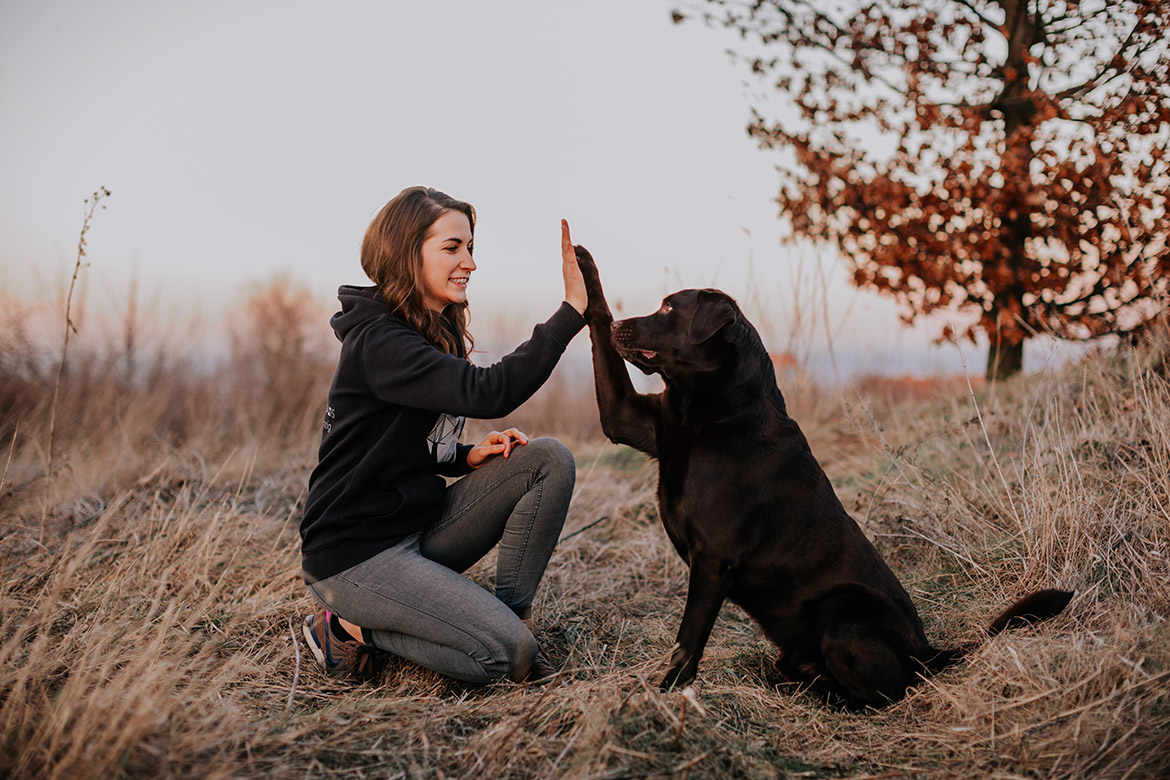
<box><xmin>574</xmin><ymin>245</ymin><xmax>1072</xmax><ymax>707</ymax></box>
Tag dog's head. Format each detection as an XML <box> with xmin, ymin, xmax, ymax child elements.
<box><xmin>611</xmin><ymin>289</ymin><xmax>743</xmax><ymax>381</ymax></box>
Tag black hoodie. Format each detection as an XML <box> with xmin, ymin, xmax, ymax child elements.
<box><xmin>300</xmin><ymin>286</ymin><xmax>585</xmax><ymax>583</ymax></box>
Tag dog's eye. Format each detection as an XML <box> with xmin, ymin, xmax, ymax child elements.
<box><xmin>660</xmin><ymin>302</ymin><xmax>672</xmax><ymax>314</ymax></box>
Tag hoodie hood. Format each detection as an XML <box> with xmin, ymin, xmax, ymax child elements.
<box><xmin>331</xmin><ymin>285</ymin><xmax>388</xmax><ymax>342</ymax></box>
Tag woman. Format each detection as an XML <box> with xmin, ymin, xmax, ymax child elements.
<box><xmin>300</xmin><ymin>186</ymin><xmax>587</xmax><ymax>684</ymax></box>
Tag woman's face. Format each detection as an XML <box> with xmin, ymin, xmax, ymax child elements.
<box><xmin>419</xmin><ymin>209</ymin><xmax>475</xmax><ymax>312</ymax></box>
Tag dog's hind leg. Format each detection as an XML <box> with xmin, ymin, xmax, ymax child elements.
<box><xmin>817</xmin><ymin>593</ymin><xmax>913</xmax><ymax>707</ymax></box>
<box><xmin>660</xmin><ymin>557</ymin><xmax>733</xmax><ymax>691</ymax></box>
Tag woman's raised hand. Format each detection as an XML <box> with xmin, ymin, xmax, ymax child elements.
<box><xmin>467</xmin><ymin>428</ymin><xmax>530</xmax><ymax>469</ymax></box>
<box><xmin>561</xmin><ymin>219</ymin><xmax>587</xmax><ymax>316</ymax></box>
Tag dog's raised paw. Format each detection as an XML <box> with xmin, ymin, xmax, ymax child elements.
<box><xmin>573</xmin><ymin>244</ymin><xmax>611</xmax><ymax>322</ymax></box>
<box><xmin>574</xmin><ymin>245</ymin><xmax>598</xmax><ymax>277</ymax></box>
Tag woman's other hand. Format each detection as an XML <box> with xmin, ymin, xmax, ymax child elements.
<box><xmin>561</xmin><ymin>219</ymin><xmax>587</xmax><ymax>316</ymax></box>
<box><xmin>468</xmin><ymin>428</ymin><xmax>530</xmax><ymax>468</ymax></box>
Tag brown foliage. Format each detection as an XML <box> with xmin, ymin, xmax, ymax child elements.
<box><xmin>678</xmin><ymin>0</ymin><xmax>1170</xmax><ymax>379</ymax></box>
<box><xmin>853</xmin><ymin>372</ymin><xmax>982</xmax><ymax>406</ymax></box>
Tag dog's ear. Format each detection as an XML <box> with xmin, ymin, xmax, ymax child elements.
<box><xmin>687</xmin><ymin>292</ymin><xmax>738</xmax><ymax>343</ymax></box>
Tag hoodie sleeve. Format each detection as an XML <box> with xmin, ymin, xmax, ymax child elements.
<box><xmin>435</xmin><ymin>443</ymin><xmax>474</xmax><ymax>478</ymax></box>
<box><xmin>358</xmin><ymin>303</ymin><xmax>585</xmax><ymax>418</ymax></box>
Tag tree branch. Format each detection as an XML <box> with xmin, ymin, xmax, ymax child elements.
<box><xmin>1055</xmin><ymin>10</ymin><xmax>1149</xmax><ymax>101</ymax></box>
<box><xmin>951</xmin><ymin>0</ymin><xmax>1004</xmax><ymax>30</ymax></box>
<box><xmin>1043</xmin><ymin>2</ymin><xmax>1113</xmax><ymax>33</ymax></box>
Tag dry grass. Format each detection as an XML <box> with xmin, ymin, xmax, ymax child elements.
<box><xmin>2</xmin><ymin>307</ymin><xmax>1169</xmax><ymax>779</ymax></box>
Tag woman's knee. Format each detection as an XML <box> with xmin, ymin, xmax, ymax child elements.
<box><xmin>521</xmin><ymin>437</ymin><xmax>576</xmax><ymax>489</ymax></box>
<box><xmin>481</xmin><ymin>622</ymin><xmax>538</xmax><ymax>682</ymax></box>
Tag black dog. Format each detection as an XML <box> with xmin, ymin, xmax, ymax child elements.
<box><xmin>574</xmin><ymin>245</ymin><xmax>1072</xmax><ymax>707</ymax></box>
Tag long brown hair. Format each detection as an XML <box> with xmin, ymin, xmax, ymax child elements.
<box><xmin>360</xmin><ymin>186</ymin><xmax>476</xmax><ymax>356</ymax></box>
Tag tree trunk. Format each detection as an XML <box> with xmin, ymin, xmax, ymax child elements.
<box><xmin>986</xmin><ymin>334</ymin><xmax>1024</xmax><ymax>381</ymax></box>
<box><xmin>979</xmin><ymin>1</ymin><xmax>1038</xmax><ymax>385</ymax></box>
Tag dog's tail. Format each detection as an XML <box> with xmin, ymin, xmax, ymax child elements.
<box><xmin>921</xmin><ymin>588</ymin><xmax>1074</xmax><ymax>674</ymax></box>
<box><xmin>985</xmin><ymin>588</ymin><xmax>1075</xmax><ymax>636</ymax></box>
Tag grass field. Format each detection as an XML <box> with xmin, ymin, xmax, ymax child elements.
<box><xmin>1</xmin><ymin>309</ymin><xmax>1169</xmax><ymax>779</ymax></box>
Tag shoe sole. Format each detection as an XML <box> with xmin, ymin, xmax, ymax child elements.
<box><xmin>302</xmin><ymin>614</ymin><xmax>328</xmax><ymax>668</ymax></box>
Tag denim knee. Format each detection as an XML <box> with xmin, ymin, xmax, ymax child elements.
<box><xmin>522</xmin><ymin>437</ymin><xmax>576</xmax><ymax>491</ymax></box>
<box><xmin>482</xmin><ymin>621</ymin><xmax>538</xmax><ymax>682</ymax></box>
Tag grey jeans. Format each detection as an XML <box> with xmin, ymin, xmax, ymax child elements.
<box><xmin>308</xmin><ymin>437</ymin><xmax>575</xmax><ymax>683</ymax></box>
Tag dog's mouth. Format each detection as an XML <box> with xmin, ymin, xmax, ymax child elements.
<box><xmin>612</xmin><ymin>320</ymin><xmax>663</xmax><ymax>374</ymax></box>
<box><xmin>615</xmin><ymin>343</ymin><xmax>660</xmax><ymax>375</ymax></box>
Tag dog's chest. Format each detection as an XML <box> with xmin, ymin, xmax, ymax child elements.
<box><xmin>657</xmin><ymin>443</ymin><xmax>758</xmax><ymax>547</ymax></box>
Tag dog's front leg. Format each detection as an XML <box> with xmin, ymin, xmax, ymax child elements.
<box><xmin>574</xmin><ymin>245</ymin><xmax>659</xmax><ymax>456</ymax></box>
<box><xmin>660</xmin><ymin>557</ymin><xmax>733</xmax><ymax>691</ymax></box>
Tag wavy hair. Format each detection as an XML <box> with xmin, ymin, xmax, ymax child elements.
<box><xmin>360</xmin><ymin>186</ymin><xmax>476</xmax><ymax>356</ymax></box>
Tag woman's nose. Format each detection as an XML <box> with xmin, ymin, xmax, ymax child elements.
<box><xmin>462</xmin><ymin>253</ymin><xmax>476</xmax><ymax>271</ymax></box>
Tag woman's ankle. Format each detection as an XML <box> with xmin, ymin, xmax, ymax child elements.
<box><xmin>329</xmin><ymin>613</ymin><xmax>368</xmax><ymax>643</ymax></box>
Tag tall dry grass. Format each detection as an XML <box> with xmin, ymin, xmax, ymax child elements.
<box><xmin>0</xmin><ymin>277</ymin><xmax>339</xmax><ymax>521</ymax></box>
<box><xmin>2</xmin><ymin>272</ymin><xmax>1169</xmax><ymax>778</ymax></box>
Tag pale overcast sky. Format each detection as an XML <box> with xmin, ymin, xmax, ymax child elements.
<box><xmin>2</xmin><ymin>0</ymin><xmax>1079</xmax><ymax>378</ymax></box>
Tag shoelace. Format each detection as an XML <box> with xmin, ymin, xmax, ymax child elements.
<box><xmin>321</xmin><ymin>612</ymin><xmax>385</xmax><ymax>681</ymax></box>
<box><xmin>352</xmin><ymin>644</ymin><xmax>380</xmax><ymax>680</ymax></box>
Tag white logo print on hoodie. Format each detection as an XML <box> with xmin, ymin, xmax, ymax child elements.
<box><xmin>426</xmin><ymin>413</ymin><xmax>465</xmax><ymax>463</ymax></box>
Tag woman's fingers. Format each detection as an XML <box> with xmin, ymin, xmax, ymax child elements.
<box><xmin>561</xmin><ymin>219</ymin><xmax>574</xmax><ymax>263</ymax></box>
<box><xmin>470</xmin><ymin>429</ymin><xmax>529</xmax><ymax>466</ymax></box>
<box><xmin>497</xmin><ymin>428</ymin><xmax>528</xmax><ymax>458</ymax></box>
<box><xmin>501</xmin><ymin>427</ymin><xmax>529</xmax><ymax>445</ymax></box>
<box><xmin>561</xmin><ymin>219</ymin><xmax>587</xmax><ymax>315</ymax></box>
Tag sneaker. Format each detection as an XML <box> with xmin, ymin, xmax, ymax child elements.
<box><xmin>521</xmin><ymin>617</ymin><xmax>560</xmax><ymax>683</ymax></box>
<box><xmin>526</xmin><ymin>649</ymin><xmax>559</xmax><ymax>683</ymax></box>
<box><xmin>302</xmin><ymin>609</ymin><xmax>384</xmax><ymax>681</ymax></box>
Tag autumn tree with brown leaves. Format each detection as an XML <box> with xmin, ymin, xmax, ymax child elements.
<box><xmin>677</xmin><ymin>0</ymin><xmax>1170</xmax><ymax>379</ymax></box>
